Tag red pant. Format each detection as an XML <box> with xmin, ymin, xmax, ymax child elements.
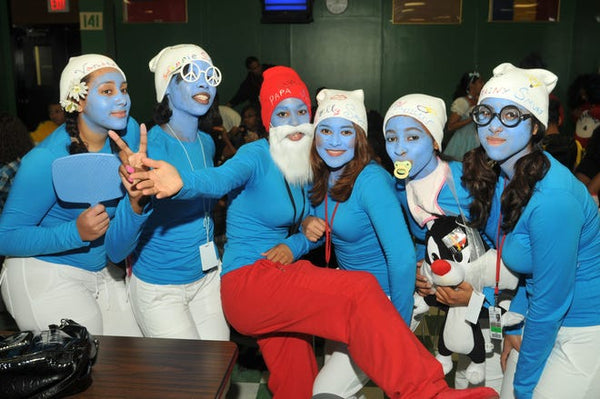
<box><xmin>221</xmin><ymin>260</ymin><xmax>448</xmax><ymax>399</ymax></box>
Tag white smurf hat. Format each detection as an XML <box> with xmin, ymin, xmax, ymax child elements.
<box><xmin>313</xmin><ymin>89</ymin><xmax>368</xmax><ymax>134</ymax></box>
<box><xmin>149</xmin><ymin>44</ymin><xmax>217</xmax><ymax>103</ymax></box>
<box><xmin>59</xmin><ymin>54</ymin><xmax>125</xmax><ymax>111</ymax></box>
<box><xmin>383</xmin><ymin>93</ymin><xmax>447</xmax><ymax>150</ymax></box>
<box><xmin>478</xmin><ymin>62</ymin><xmax>558</xmax><ymax>128</ymax></box>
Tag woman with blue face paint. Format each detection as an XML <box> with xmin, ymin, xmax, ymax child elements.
<box><xmin>304</xmin><ymin>89</ymin><xmax>416</xmax><ymax>398</ymax></box>
<box><xmin>114</xmin><ymin>67</ymin><xmax>499</xmax><ymax>399</ymax></box>
<box><xmin>0</xmin><ymin>54</ymin><xmax>144</xmax><ymax>336</ymax></box>
<box><xmin>117</xmin><ymin>44</ymin><xmax>229</xmax><ymax>340</ymax></box>
<box><xmin>462</xmin><ymin>63</ymin><xmax>600</xmax><ymax>399</ymax></box>
<box><xmin>383</xmin><ymin>94</ymin><xmax>519</xmax><ymax>396</ymax></box>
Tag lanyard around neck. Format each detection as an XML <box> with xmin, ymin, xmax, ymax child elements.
<box><xmin>324</xmin><ymin>195</ymin><xmax>340</xmax><ymax>267</ymax></box>
<box><xmin>165</xmin><ymin>123</ymin><xmax>211</xmax><ymax>242</ymax></box>
<box><xmin>283</xmin><ymin>178</ymin><xmax>306</xmax><ymax>238</ymax></box>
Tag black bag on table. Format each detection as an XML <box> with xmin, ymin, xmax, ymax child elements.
<box><xmin>0</xmin><ymin>319</ymin><xmax>99</xmax><ymax>399</ymax></box>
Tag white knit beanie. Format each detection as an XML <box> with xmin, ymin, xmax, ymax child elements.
<box><xmin>478</xmin><ymin>62</ymin><xmax>558</xmax><ymax>128</ymax></box>
<box><xmin>313</xmin><ymin>89</ymin><xmax>368</xmax><ymax>135</ymax></box>
<box><xmin>149</xmin><ymin>44</ymin><xmax>218</xmax><ymax>103</ymax></box>
<box><xmin>59</xmin><ymin>54</ymin><xmax>125</xmax><ymax>110</ymax></box>
<box><xmin>383</xmin><ymin>94</ymin><xmax>447</xmax><ymax>150</ymax></box>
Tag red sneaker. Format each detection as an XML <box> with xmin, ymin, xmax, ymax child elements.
<box><xmin>434</xmin><ymin>386</ymin><xmax>499</xmax><ymax>399</ymax></box>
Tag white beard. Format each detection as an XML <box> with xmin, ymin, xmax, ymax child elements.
<box><xmin>269</xmin><ymin>122</ymin><xmax>314</xmax><ymax>186</ymax></box>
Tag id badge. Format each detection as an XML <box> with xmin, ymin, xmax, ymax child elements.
<box><xmin>489</xmin><ymin>306</ymin><xmax>503</xmax><ymax>340</ymax></box>
<box><xmin>199</xmin><ymin>241</ymin><xmax>219</xmax><ymax>272</ymax></box>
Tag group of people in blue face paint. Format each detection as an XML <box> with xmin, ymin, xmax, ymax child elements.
<box><xmin>1</xmin><ymin>42</ymin><xmax>599</xmax><ymax>399</ymax></box>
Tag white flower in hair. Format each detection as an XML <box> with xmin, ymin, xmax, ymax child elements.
<box><xmin>60</xmin><ymin>99</ymin><xmax>79</xmax><ymax>113</ymax></box>
<box><xmin>68</xmin><ymin>80</ymin><xmax>88</xmax><ymax>100</ymax></box>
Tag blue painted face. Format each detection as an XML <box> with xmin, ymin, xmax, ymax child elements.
<box><xmin>80</xmin><ymin>68</ymin><xmax>130</xmax><ymax>132</ymax></box>
<box><xmin>384</xmin><ymin>115</ymin><xmax>438</xmax><ymax>180</ymax></box>
<box><xmin>315</xmin><ymin>117</ymin><xmax>356</xmax><ymax>170</ymax></box>
<box><xmin>270</xmin><ymin>98</ymin><xmax>310</xmax><ymax>128</ymax></box>
<box><xmin>166</xmin><ymin>60</ymin><xmax>217</xmax><ymax>118</ymax></box>
<box><xmin>477</xmin><ymin>97</ymin><xmax>534</xmax><ymax>162</ymax></box>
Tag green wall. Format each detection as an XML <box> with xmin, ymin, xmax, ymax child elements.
<box><xmin>4</xmin><ymin>0</ymin><xmax>598</xmax><ymax>123</ymax></box>
<box><xmin>0</xmin><ymin>0</ymin><xmax>16</xmax><ymax>114</ymax></box>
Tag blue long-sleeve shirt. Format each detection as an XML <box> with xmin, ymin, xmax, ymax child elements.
<box><xmin>487</xmin><ymin>154</ymin><xmax>600</xmax><ymax>399</ymax></box>
<box><xmin>174</xmin><ymin>139</ymin><xmax>313</xmax><ymax>275</ymax></box>
<box><xmin>312</xmin><ymin>163</ymin><xmax>415</xmax><ymax>324</ymax></box>
<box><xmin>121</xmin><ymin>125</ymin><xmax>217</xmax><ymax>284</ymax></box>
<box><xmin>0</xmin><ymin>119</ymin><xmax>141</xmax><ymax>271</ymax></box>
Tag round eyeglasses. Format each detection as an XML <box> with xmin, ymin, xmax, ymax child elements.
<box><xmin>179</xmin><ymin>61</ymin><xmax>222</xmax><ymax>87</ymax></box>
<box><xmin>471</xmin><ymin>104</ymin><xmax>532</xmax><ymax>128</ymax></box>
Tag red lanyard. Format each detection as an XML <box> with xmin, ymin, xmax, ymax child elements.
<box><xmin>324</xmin><ymin>196</ymin><xmax>340</xmax><ymax>266</ymax></box>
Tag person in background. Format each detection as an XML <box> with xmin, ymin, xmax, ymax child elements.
<box><xmin>585</xmin><ymin>169</ymin><xmax>600</xmax><ymax>206</ymax></box>
<box><xmin>0</xmin><ymin>112</ymin><xmax>33</xmax><ymax>214</ymax></box>
<box><xmin>575</xmin><ymin>123</ymin><xmax>600</xmax><ymax>186</ymax></box>
<box><xmin>541</xmin><ymin>97</ymin><xmax>578</xmax><ymax>171</ymax></box>
<box><xmin>115</xmin><ymin>44</ymin><xmax>229</xmax><ymax>340</ymax></box>
<box><xmin>239</xmin><ymin>103</ymin><xmax>267</xmax><ymax>144</ymax></box>
<box><xmin>0</xmin><ymin>112</ymin><xmax>33</xmax><ymax>268</ymax></box>
<box><xmin>119</xmin><ymin>66</ymin><xmax>498</xmax><ymax>399</ymax></box>
<box><xmin>443</xmin><ymin>71</ymin><xmax>484</xmax><ymax>161</ymax></box>
<box><xmin>0</xmin><ymin>54</ymin><xmax>144</xmax><ymax>336</ymax></box>
<box><xmin>303</xmin><ymin>89</ymin><xmax>416</xmax><ymax>398</ymax></box>
<box><xmin>30</xmin><ymin>102</ymin><xmax>65</xmax><ymax>144</ymax></box>
<box><xmin>463</xmin><ymin>63</ymin><xmax>600</xmax><ymax>398</ymax></box>
<box><xmin>226</xmin><ymin>55</ymin><xmax>273</xmax><ymax>109</ymax></box>
<box><xmin>218</xmin><ymin>103</ymin><xmax>241</xmax><ymax>133</ymax></box>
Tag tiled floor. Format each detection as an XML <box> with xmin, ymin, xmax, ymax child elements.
<box><xmin>0</xmin><ymin>304</ymin><xmax>449</xmax><ymax>399</ymax></box>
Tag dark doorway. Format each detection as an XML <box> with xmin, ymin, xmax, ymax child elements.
<box><xmin>11</xmin><ymin>24</ymin><xmax>81</xmax><ymax>131</ymax></box>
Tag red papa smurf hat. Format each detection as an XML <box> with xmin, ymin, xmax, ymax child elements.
<box><xmin>259</xmin><ymin>66</ymin><xmax>311</xmax><ymax>132</ymax></box>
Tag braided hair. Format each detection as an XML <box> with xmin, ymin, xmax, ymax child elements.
<box><xmin>462</xmin><ymin>119</ymin><xmax>549</xmax><ymax>233</ymax></box>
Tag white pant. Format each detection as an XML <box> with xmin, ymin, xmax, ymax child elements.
<box><xmin>454</xmin><ymin>324</ymin><xmax>511</xmax><ymax>396</ymax></box>
<box><xmin>505</xmin><ymin>325</ymin><xmax>600</xmax><ymax>399</ymax></box>
<box><xmin>128</xmin><ymin>269</ymin><xmax>229</xmax><ymax>340</ymax></box>
<box><xmin>0</xmin><ymin>257</ymin><xmax>141</xmax><ymax>337</ymax></box>
<box><xmin>312</xmin><ymin>340</ymin><xmax>370</xmax><ymax>398</ymax></box>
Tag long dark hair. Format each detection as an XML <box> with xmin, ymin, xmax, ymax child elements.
<box><xmin>64</xmin><ymin>71</ymin><xmax>124</xmax><ymax>154</ymax></box>
<box><xmin>310</xmin><ymin>124</ymin><xmax>375</xmax><ymax>206</ymax></box>
<box><xmin>0</xmin><ymin>112</ymin><xmax>33</xmax><ymax>164</ymax></box>
<box><xmin>462</xmin><ymin>119</ymin><xmax>549</xmax><ymax>233</ymax></box>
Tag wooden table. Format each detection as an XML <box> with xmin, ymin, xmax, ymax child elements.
<box><xmin>77</xmin><ymin>335</ymin><xmax>238</xmax><ymax>398</ymax></box>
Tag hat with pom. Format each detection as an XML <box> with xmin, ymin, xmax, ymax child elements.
<box><xmin>478</xmin><ymin>62</ymin><xmax>558</xmax><ymax>128</ymax></box>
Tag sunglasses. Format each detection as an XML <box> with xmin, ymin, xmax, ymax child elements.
<box><xmin>179</xmin><ymin>61</ymin><xmax>222</xmax><ymax>87</ymax></box>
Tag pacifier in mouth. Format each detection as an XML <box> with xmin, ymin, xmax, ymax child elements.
<box><xmin>393</xmin><ymin>160</ymin><xmax>412</xmax><ymax>179</ymax></box>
